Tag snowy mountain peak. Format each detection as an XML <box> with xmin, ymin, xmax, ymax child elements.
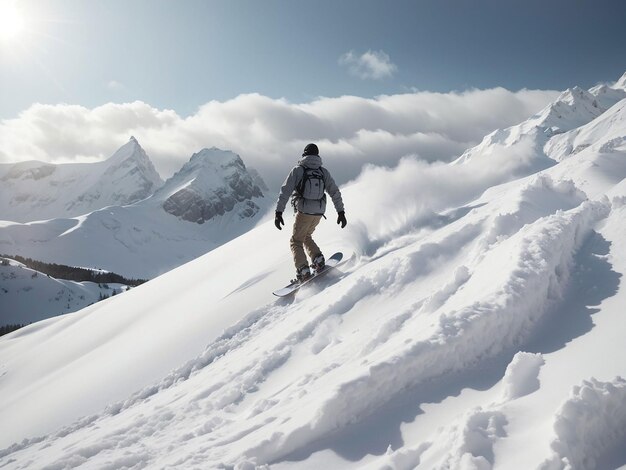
<box><xmin>555</xmin><ymin>86</ymin><xmax>594</xmax><ymax>106</ymax></box>
<box><xmin>536</xmin><ymin>86</ymin><xmax>603</xmax><ymax>130</ymax></box>
<box><xmin>614</xmin><ymin>70</ymin><xmax>626</xmax><ymax>90</ymax></box>
<box><xmin>185</xmin><ymin>147</ymin><xmax>244</xmax><ymax>171</ymax></box>
<box><xmin>106</xmin><ymin>137</ymin><xmax>138</xmax><ymax>163</ymax></box>
<box><xmin>589</xmin><ymin>84</ymin><xmax>626</xmax><ymax>111</ymax></box>
<box><xmin>454</xmin><ymin>76</ymin><xmax>626</xmax><ymax>167</ymax></box>
<box><xmin>106</xmin><ymin>136</ymin><xmax>152</xmax><ymax>167</ymax></box>
<box><xmin>105</xmin><ymin>137</ymin><xmax>162</xmax><ymax>183</ymax></box>
<box><xmin>64</xmin><ymin>137</ymin><xmax>164</xmax><ymax>213</ymax></box>
<box><xmin>159</xmin><ymin>148</ymin><xmax>265</xmax><ymax>224</ymax></box>
<box><xmin>0</xmin><ymin>138</ymin><xmax>164</xmax><ymax>222</ymax></box>
<box><xmin>165</xmin><ymin>148</ymin><xmax>251</xmax><ymax>189</ymax></box>
<box><xmin>544</xmin><ymin>95</ymin><xmax>626</xmax><ymax>161</ymax></box>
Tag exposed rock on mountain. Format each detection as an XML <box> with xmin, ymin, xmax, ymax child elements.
<box><xmin>159</xmin><ymin>148</ymin><xmax>264</xmax><ymax>224</ymax></box>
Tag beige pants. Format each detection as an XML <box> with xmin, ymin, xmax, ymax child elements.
<box><xmin>290</xmin><ymin>212</ymin><xmax>322</xmax><ymax>269</ymax></box>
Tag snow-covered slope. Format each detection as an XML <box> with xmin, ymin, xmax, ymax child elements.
<box><xmin>1</xmin><ymin>73</ymin><xmax>626</xmax><ymax>469</ymax></box>
<box><xmin>0</xmin><ymin>257</ymin><xmax>128</xmax><ymax>327</ymax></box>
<box><xmin>0</xmin><ymin>148</ymin><xmax>268</xmax><ymax>278</ymax></box>
<box><xmin>0</xmin><ymin>137</ymin><xmax>163</xmax><ymax>223</ymax></box>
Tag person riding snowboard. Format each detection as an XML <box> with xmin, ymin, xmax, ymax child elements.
<box><xmin>275</xmin><ymin>143</ymin><xmax>347</xmax><ymax>282</ymax></box>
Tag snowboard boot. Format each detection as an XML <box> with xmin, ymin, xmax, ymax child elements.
<box><xmin>296</xmin><ymin>265</ymin><xmax>312</xmax><ymax>283</ymax></box>
<box><xmin>311</xmin><ymin>253</ymin><xmax>325</xmax><ymax>273</ymax></box>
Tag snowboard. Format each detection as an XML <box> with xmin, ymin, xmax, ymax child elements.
<box><xmin>273</xmin><ymin>252</ymin><xmax>344</xmax><ymax>297</ymax></box>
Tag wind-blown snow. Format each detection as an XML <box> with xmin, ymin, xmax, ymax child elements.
<box><xmin>1</xmin><ymin>73</ymin><xmax>626</xmax><ymax>469</ymax></box>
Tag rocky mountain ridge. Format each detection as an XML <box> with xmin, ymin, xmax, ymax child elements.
<box><xmin>0</xmin><ymin>138</ymin><xmax>266</xmax><ymax>226</ymax></box>
<box><xmin>158</xmin><ymin>147</ymin><xmax>264</xmax><ymax>224</ymax></box>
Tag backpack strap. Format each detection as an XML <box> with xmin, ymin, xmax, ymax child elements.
<box><xmin>318</xmin><ymin>166</ymin><xmax>327</xmax><ymax>186</ymax></box>
<box><xmin>295</xmin><ymin>164</ymin><xmax>307</xmax><ymax>196</ymax></box>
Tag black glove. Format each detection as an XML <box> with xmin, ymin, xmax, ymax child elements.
<box><xmin>275</xmin><ymin>211</ymin><xmax>284</xmax><ymax>230</ymax></box>
<box><xmin>337</xmin><ymin>211</ymin><xmax>347</xmax><ymax>229</ymax></box>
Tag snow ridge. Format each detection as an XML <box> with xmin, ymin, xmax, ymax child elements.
<box><xmin>540</xmin><ymin>377</ymin><xmax>626</xmax><ymax>470</ymax></box>
<box><xmin>501</xmin><ymin>351</ymin><xmax>545</xmax><ymax>401</ymax></box>
<box><xmin>437</xmin><ymin>409</ymin><xmax>508</xmax><ymax>470</ymax></box>
<box><xmin>251</xmin><ymin>201</ymin><xmax>608</xmax><ymax>465</ymax></box>
<box><xmin>0</xmin><ymin>179</ymin><xmax>614</xmax><ymax>469</ymax></box>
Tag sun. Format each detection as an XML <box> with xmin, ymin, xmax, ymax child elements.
<box><xmin>0</xmin><ymin>1</ymin><xmax>26</xmax><ymax>42</ymax></box>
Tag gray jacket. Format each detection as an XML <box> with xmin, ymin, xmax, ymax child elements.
<box><xmin>276</xmin><ymin>155</ymin><xmax>344</xmax><ymax>215</ymax></box>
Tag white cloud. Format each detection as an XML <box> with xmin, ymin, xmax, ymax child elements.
<box><xmin>0</xmin><ymin>88</ymin><xmax>559</xmax><ymax>192</ymax></box>
<box><xmin>339</xmin><ymin>50</ymin><xmax>397</xmax><ymax>80</ymax></box>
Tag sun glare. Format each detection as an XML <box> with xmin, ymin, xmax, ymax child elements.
<box><xmin>0</xmin><ymin>1</ymin><xmax>26</xmax><ymax>42</ymax></box>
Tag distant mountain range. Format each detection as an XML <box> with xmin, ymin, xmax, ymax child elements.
<box><xmin>0</xmin><ymin>136</ymin><xmax>163</xmax><ymax>223</ymax></box>
<box><xmin>454</xmin><ymin>80</ymin><xmax>626</xmax><ymax>169</ymax></box>
<box><xmin>0</xmin><ymin>139</ymin><xmax>269</xmax><ymax>278</ymax></box>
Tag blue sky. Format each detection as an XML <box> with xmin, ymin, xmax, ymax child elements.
<box><xmin>1</xmin><ymin>0</ymin><xmax>625</xmax><ymax>119</ymax></box>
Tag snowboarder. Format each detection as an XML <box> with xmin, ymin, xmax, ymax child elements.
<box><xmin>274</xmin><ymin>143</ymin><xmax>346</xmax><ymax>282</ymax></box>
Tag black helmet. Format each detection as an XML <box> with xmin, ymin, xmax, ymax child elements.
<box><xmin>302</xmin><ymin>143</ymin><xmax>319</xmax><ymax>156</ymax></box>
